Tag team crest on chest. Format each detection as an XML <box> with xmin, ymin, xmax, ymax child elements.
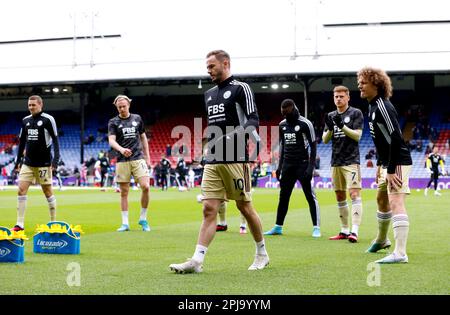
<box><xmin>37</xmin><ymin>120</ymin><xmax>43</xmax><ymax>126</ymax></box>
<box><xmin>132</xmin><ymin>121</ymin><xmax>138</xmax><ymax>127</ymax></box>
<box><xmin>294</xmin><ymin>125</ymin><xmax>300</xmax><ymax>132</ymax></box>
<box><xmin>223</xmin><ymin>91</ymin><xmax>231</xmax><ymax>99</ymax></box>
<box><xmin>344</xmin><ymin>116</ymin><xmax>350</xmax><ymax>123</ymax></box>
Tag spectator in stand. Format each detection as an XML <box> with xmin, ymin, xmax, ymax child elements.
<box><xmin>429</xmin><ymin>127</ymin><xmax>438</xmax><ymax>142</ymax></box>
<box><xmin>416</xmin><ymin>139</ymin><xmax>423</xmax><ymax>152</ymax></box>
<box><xmin>412</xmin><ymin>125</ymin><xmax>421</xmax><ymax>140</ymax></box>
<box><xmin>426</xmin><ymin>141</ymin><xmax>434</xmax><ymax>155</ymax></box>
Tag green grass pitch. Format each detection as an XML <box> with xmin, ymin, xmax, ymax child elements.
<box><xmin>0</xmin><ymin>187</ymin><xmax>448</xmax><ymax>295</ymax></box>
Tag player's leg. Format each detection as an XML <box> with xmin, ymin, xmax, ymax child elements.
<box><xmin>220</xmin><ymin>163</ymin><xmax>268</xmax><ymax>270</ymax></box>
<box><xmin>166</xmin><ymin>173</ymin><xmax>171</xmax><ymax>188</ymax></box>
<box><xmin>236</xmin><ymin>200</ymin><xmax>269</xmax><ymax>270</ymax></box>
<box><xmin>376</xmin><ymin>165</ymin><xmax>411</xmax><ymax>263</ymax></box>
<box><xmin>239</xmin><ymin>213</ymin><xmax>247</xmax><ymax>234</ymax></box>
<box><xmin>425</xmin><ymin>173</ymin><xmax>433</xmax><ymax>196</ymax></box>
<box><xmin>216</xmin><ymin>201</ymin><xmax>228</xmax><ymax>231</ymax></box>
<box><xmin>169</xmin><ymin>198</ymin><xmax>221</xmax><ymax>274</ymax></box>
<box><xmin>14</xmin><ymin>167</ymin><xmax>33</xmax><ymax>231</ymax></box>
<box><xmin>264</xmin><ymin>168</ymin><xmax>296</xmax><ymax>235</ymax></box>
<box><xmin>329</xmin><ymin>190</ymin><xmax>350</xmax><ymax>239</ymax></box>
<box><xmin>348</xmin><ymin>188</ymin><xmax>362</xmax><ymax>242</ymax></box>
<box><xmin>162</xmin><ymin>173</ymin><xmax>168</xmax><ymax>190</ymax></box>
<box><xmin>35</xmin><ymin>166</ymin><xmax>57</xmax><ymax>222</ymax></box>
<box><xmin>298</xmin><ymin>170</ymin><xmax>321</xmax><ymax>238</ymax></box>
<box><xmin>169</xmin><ymin>164</ymin><xmax>223</xmax><ymax>273</ymax></box>
<box><xmin>329</xmin><ymin>166</ymin><xmax>350</xmax><ymax>239</ymax></box>
<box><xmin>117</xmin><ymin>183</ymin><xmax>130</xmax><ymax>231</ymax></box>
<box><xmin>433</xmin><ymin>172</ymin><xmax>441</xmax><ymax>195</ymax></box>
<box><xmin>57</xmin><ymin>173</ymin><xmax>63</xmax><ymax>190</ymax></box>
<box><xmin>367</xmin><ymin>167</ymin><xmax>392</xmax><ymax>253</ymax></box>
<box><xmin>175</xmin><ymin>172</ymin><xmax>181</xmax><ymax>188</ymax></box>
<box><xmin>116</xmin><ymin>162</ymin><xmax>131</xmax><ymax>231</ymax></box>
<box><xmin>184</xmin><ymin>175</ymin><xmax>189</xmax><ymax>188</ymax></box>
<box><xmin>137</xmin><ymin>176</ymin><xmax>151</xmax><ymax>231</ymax></box>
<box><xmin>347</xmin><ymin>165</ymin><xmax>363</xmax><ymax>242</ymax></box>
<box><xmin>132</xmin><ymin>160</ymin><xmax>151</xmax><ymax>231</ymax></box>
<box><xmin>41</xmin><ymin>184</ymin><xmax>56</xmax><ymax>222</ymax></box>
<box><xmin>197</xmin><ymin>198</ymin><xmax>221</xmax><ymax>247</ymax></box>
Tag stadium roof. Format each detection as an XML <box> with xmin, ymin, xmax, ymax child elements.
<box><xmin>1</xmin><ymin>0</ymin><xmax>449</xmax><ymax>86</ymax></box>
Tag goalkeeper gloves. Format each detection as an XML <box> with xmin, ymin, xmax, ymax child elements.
<box><xmin>332</xmin><ymin>114</ymin><xmax>344</xmax><ymax>129</ymax></box>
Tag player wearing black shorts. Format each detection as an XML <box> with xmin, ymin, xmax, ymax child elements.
<box><xmin>424</xmin><ymin>146</ymin><xmax>447</xmax><ymax>196</ymax></box>
<box><xmin>265</xmin><ymin>99</ymin><xmax>321</xmax><ymax>238</ymax></box>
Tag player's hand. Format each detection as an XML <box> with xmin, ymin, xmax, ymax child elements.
<box><xmin>51</xmin><ymin>159</ymin><xmax>58</xmax><ymax>171</ymax></box>
<box><xmin>325</xmin><ymin>114</ymin><xmax>334</xmax><ymax>131</ymax></box>
<box><xmin>386</xmin><ymin>173</ymin><xmax>402</xmax><ymax>191</ymax></box>
<box><xmin>427</xmin><ymin>168</ymin><xmax>433</xmax><ymax>175</ymax></box>
<box><xmin>304</xmin><ymin>165</ymin><xmax>314</xmax><ymax>179</ymax></box>
<box><xmin>276</xmin><ymin>169</ymin><xmax>281</xmax><ymax>181</ymax></box>
<box><xmin>121</xmin><ymin>148</ymin><xmax>132</xmax><ymax>158</ymax></box>
<box><xmin>11</xmin><ymin>166</ymin><xmax>19</xmax><ymax>178</ymax></box>
<box><xmin>332</xmin><ymin>114</ymin><xmax>344</xmax><ymax>129</ymax></box>
<box><xmin>223</xmin><ymin>126</ymin><xmax>245</xmax><ymax>140</ymax></box>
<box><xmin>145</xmin><ymin>157</ymin><xmax>151</xmax><ymax>168</ymax></box>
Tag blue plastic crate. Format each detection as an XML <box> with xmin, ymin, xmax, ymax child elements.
<box><xmin>0</xmin><ymin>227</ymin><xmax>25</xmax><ymax>263</ymax></box>
<box><xmin>33</xmin><ymin>221</ymin><xmax>81</xmax><ymax>255</ymax></box>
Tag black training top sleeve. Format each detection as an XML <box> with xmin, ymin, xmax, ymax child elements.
<box><xmin>277</xmin><ymin>123</ymin><xmax>285</xmax><ymax>172</ymax></box>
<box><xmin>15</xmin><ymin>121</ymin><xmax>26</xmax><ymax>167</ymax></box>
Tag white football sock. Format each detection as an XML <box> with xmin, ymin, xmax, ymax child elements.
<box><xmin>121</xmin><ymin>210</ymin><xmax>129</xmax><ymax>225</ymax></box>
<box><xmin>256</xmin><ymin>239</ymin><xmax>268</xmax><ymax>256</ymax></box>
<box><xmin>392</xmin><ymin>214</ymin><xmax>409</xmax><ymax>256</ymax></box>
<box><xmin>376</xmin><ymin>210</ymin><xmax>392</xmax><ymax>243</ymax></box>
<box><xmin>139</xmin><ymin>208</ymin><xmax>147</xmax><ymax>221</ymax></box>
<box><xmin>192</xmin><ymin>244</ymin><xmax>208</xmax><ymax>263</ymax></box>
<box><xmin>47</xmin><ymin>195</ymin><xmax>57</xmax><ymax>221</ymax></box>
<box><xmin>17</xmin><ymin>195</ymin><xmax>27</xmax><ymax>228</ymax></box>
<box><xmin>337</xmin><ymin>200</ymin><xmax>349</xmax><ymax>232</ymax></box>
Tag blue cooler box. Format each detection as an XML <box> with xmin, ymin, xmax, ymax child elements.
<box><xmin>0</xmin><ymin>227</ymin><xmax>25</xmax><ymax>263</ymax></box>
<box><xmin>33</xmin><ymin>221</ymin><xmax>80</xmax><ymax>255</ymax></box>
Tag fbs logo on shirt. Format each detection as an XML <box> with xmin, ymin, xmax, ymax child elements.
<box><xmin>284</xmin><ymin>133</ymin><xmax>296</xmax><ymax>144</ymax></box>
<box><xmin>207</xmin><ymin>104</ymin><xmax>225</xmax><ymax>116</ymax></box>
<box><xmin>122</xmin><ymin>127</ymin><xmax>136</xmax><ymax>138</ymax></box>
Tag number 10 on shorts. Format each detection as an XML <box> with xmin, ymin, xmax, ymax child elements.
<box><xmin>233</xmin><ymin>178</ymin><xmax>244</xmax><ymax>190</ymax></box>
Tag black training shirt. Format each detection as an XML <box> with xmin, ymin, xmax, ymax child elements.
<box><xmin>15</xmin><ymin>111</ymin><xmax>60</xmax><ymax>168</ymax></box>
<box><xmin>367</xmin><ymin>96</ymin><xmax>412</xmax><ymax>173</ymax></box>
<box><xmin>108</xmin><ymin>113</ymin><xmax>145</xmax><ymax>162</ymax></box>
<box><xmin>325</xmin><ymin>106</ymin><xmax>363</xmax><ymax>167</ymax></box>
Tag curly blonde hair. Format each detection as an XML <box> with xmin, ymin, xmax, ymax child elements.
<box><xmin>357</xmin><ymin>67</ymin><xmax>393</xmax><ymax>99</ymax></box>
